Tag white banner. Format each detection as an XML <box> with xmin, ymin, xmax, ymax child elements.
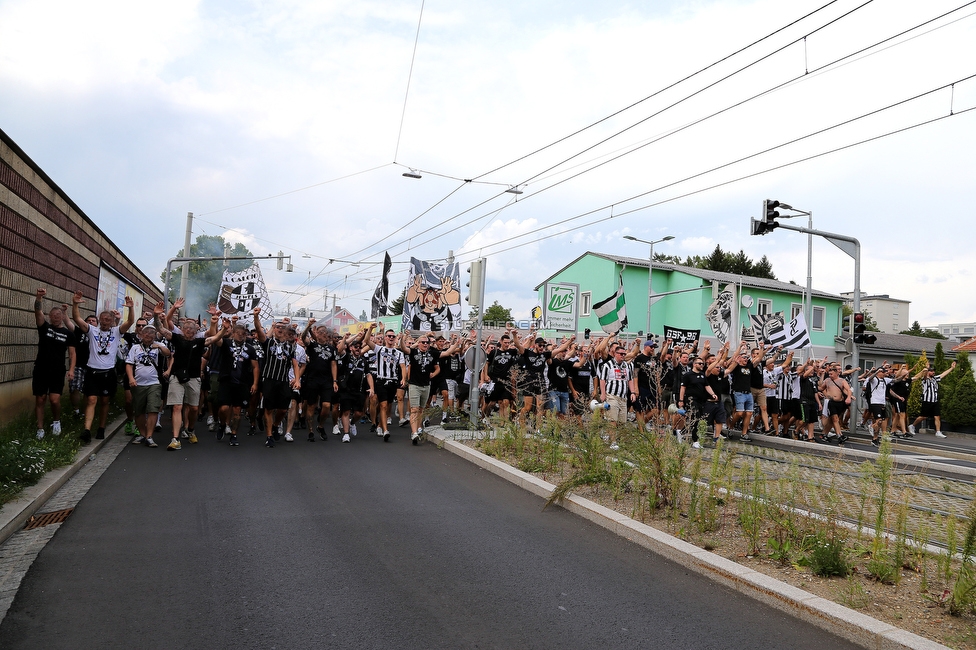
<box><xmin>216</xmin><ymin>264</ymin><xmax>273</xmax><ymax>317</ymax></box>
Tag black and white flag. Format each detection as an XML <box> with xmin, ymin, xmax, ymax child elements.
<box><xmin>766</xmin><ymin>312</ymin><xmax>812</xmax><ymax>350</ymax></box>
<box><xmin>663</xmin><ymin>325</ymin><xmax>700</xmax><ymax>346</ymax></box>
<box><xmin>371</xmin><ymin>252</ymin><xmax>392</xmax><ymax>319</ymax></box>
<box><xmin>216</xmin><ymin>264</ymin><xmax>273</xmax><ymax>317</ymax></box>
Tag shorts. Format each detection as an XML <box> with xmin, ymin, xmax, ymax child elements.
<box><xmin>789</xmin><ymin>398</ymin><xmax>802</xmax><ymax>420</ymax></box>
<box><xmin>131</xmin><ymin>384</ymin><xmax>162</xmax><ymax>415</ymax></box>
<box><xmin>301</xmin><ymin>377</ymin><xmax>335</xmax><ymax>405</ymax></box>
<box><xmin>208</xmin><ymin>374</ymin><xmax>220</xmax><ymax>404</ymax></box>
<box><xmin>69</xmin><ymin>367</ymin><xmax>85</xmax><ymax>392</ymax></box>
<box><xmin>83</xmin><ymin>367</ymin><xmax>118</xmax><ymax>398</ymax></box>
<box><xmin>920</xmin><ymin>401</ymin><xmax>941</xmax><ymax>418</ymax></box>
<box><xmin>867</xmin><ymin>403</ymin><xmax>885</xmax><ymax>419</ymax></box>
<box><xmin>430</xmin><ymin>378</ymin><xmax>448</xmax><ymax>396</ymax></box>
<box><xmin>217</xmin><ymin>381</ymin><xmax>251</xmax><ymax>408</ymax></box>
<box><xmin>166</xmin><ymin>376</ymin><xmax>201</xmax><ymax>407</ymax></box>
<box><xmin>261</xmin><ymin>379</ymin><xmax>292</xmax><ymax>411</ymax></box>
<box><xmin>605</xmin><ymin>395</ymin><xmax>628</xmax><ymax>424</ymax></box>
<box><xmin>522</xmin><ymin>377</ymin><xmax>546</xmax><ymax>397</ymax></box>
<box><xmin>766</xmin><ymin>397</ymin><xmax>780</xmax><ymax>415</ymax></box>
<box><xmin>890</xmin><ymin>399</ymin><xmax>906</xmax><ymax>414</ymax></box>
<box><xmin>827</xmin><ymin>399</ymin><xmax>847</xmax><ymax>418</ymax></box>
<box><xmin>751</xmin><ymin>387</ymin><xmax>767</xmax><ymax>409</ymax></box>
<box><xmin>550</xmin><ymin>390</ymin><xmax>570</xmax><ymax>415</ymax></box>
<box><xmin>119</xmin><ymin>363</ymin><xmax>132</xmax><ymax>391</ymax></box>
<box><xmin>702</xmin><ymin>400</ymin><xmax>727</xmax><ymax>426</ymax></box>
<box><xmin>408</xmin><ymin>383</ymin><xmax>431</xmax><ymax>409</ymax></box>
<box><xmin>488</xmin><ymin>380</ymin><xmax>514</xmax><ymax>403</ymax></box>
<box><xmin>373</xmin><ymin>378</ymin><xmax>400</xmax><ymax>404</ymax></box>
<box><xmin>339</xmin><ymin>391</ymin><xmax>366</xmax><ymax>414</ymax></box>
<box><xmin>733</xmin><ymin>391</ymin><xmax>754</xmax><ymax>412</ymax></box>
<box><xmin>200</xmin><ymin>373</ymin><xmax>211</xmax><ymax>393</ymax></box>
<box><xmin>445</xmin><ymin>379</ymin><xmax>458</xmax><ymax>401</ymax></box>
<box><xmin>799</xmin><ymin>400</ymin><xmax>819</xmax><ymax>424</ymax></box>
<box><xmin>32</xmin><ymin>365</ymin><xmax>66</xmax><ymax>397</ymax></box>
<box><xmin>635</xmin><ymin>388</ymin><xmax>658</xmax><ymax>413</ymax></box>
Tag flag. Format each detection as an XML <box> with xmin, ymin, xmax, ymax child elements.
<box><xmin>766</xmin><ymin>312</ymin><xmax>812</xmax><ymax>350</ymax></box>
<box><xmin>216</xmin><ymin>263</ymin><xmax>273</xmax><ymax>317</ymax></box>
<box><xmin>704</xmin><ymin>284</ymin><xmax>734</xmax><ymax>344</ymax></box>
<box><xmin>402</xmin><ymin>257</ymin><xmax>462</xmax><ymax>332</ymax></box>
<box><xmin>371</xmin><ymin>252</ymin><xmax>392</xmax><ymax>318</ymax></box>
<box><xmin>593</xmin><ymin>273</ymin><xmax>627</xmax><ymax>333</ymax></box>
<box><xmin>663</xmin><ymin>325</ymin><xmax>700</xmax><ymax>346</ymax></box>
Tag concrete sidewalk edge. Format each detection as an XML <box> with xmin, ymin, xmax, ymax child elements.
<box><xmin>428</xmin><ymin>430</ymin><xmax>949</xmax><ymax>650</ymax></box>
<box><xmin>0</xmin><ymin>414</ymin><xmax>126</xmax><ymax>545</ymax></box>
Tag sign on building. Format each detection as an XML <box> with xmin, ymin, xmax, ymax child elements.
<box><xmin>543</xmin><ymin>283</ymin><xmax>579</xmax><ymax>332</ymax></box>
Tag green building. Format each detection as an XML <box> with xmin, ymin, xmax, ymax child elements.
<box><xmin>535</xmin><ymin>252</ymin><xmax>846</xmax><ymax>356</ymax></box>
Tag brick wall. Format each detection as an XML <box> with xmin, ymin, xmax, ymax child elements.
<box><xmin>0</xmin><ymin>127</ymin><xmax>163</xmax><ymax>420</ymax></box>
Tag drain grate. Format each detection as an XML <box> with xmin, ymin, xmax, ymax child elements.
<box><xmin>24</xmin><ymin>508</ymin><xmax>73</xmax><ymax>530</ymax></box>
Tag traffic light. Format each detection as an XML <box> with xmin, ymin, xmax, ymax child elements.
<box><xmin>852</xmin><ymin>312</ymin><xmax>877</xmax><ymax>345</ymax></box>
<box><xmin>750</xmin><ymin>199</ymin><xmax>781</xmax><ymax>236</ymax></box>
<box><xmin>466</xmin><ymin>259</ymin><xmax>485</xmax><ymax>308</ymax></box>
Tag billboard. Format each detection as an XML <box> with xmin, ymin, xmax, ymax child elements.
<box><xmin>542</xmin><ymin>282</ymin><xmax>579</xmax><ymax>332</ymax></box>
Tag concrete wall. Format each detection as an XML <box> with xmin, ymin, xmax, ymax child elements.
<box><xmin>0</xmin><ymin>127</ymin><xmax>163</xmax><ymax>421</ymax></box>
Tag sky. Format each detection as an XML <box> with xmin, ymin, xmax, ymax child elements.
<box><xmin>2</xmin><ymin>0</ymin><xmax>975</xmax><ymax>329</ymax></box>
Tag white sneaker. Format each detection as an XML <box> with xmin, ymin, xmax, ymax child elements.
<box><xmin>387</xmin><ymin>417</ymin><xmax>392</xmax><ymax>425</ymax></box>
<box><xmin>333</xmin><ymin>424</ymin><xmax>341</xmax><ymax>435</ymax></box>
<box><xmin>342</xmin><ymin>433</ymin><xmax>351</xmax><ymax>443</ymax></box>
<box><xmin>350</xmin><ymin>424</ymin><xmax>358</xmax><ymax>437</ymax></box>
<box><xmin>377</xmin><ymin>428</ymin><xmax>385</xmax><ymax>437</ymax></box>
<box><xmin>399</xmin><ymin>418</ymin><xmax>410</xmax><ymax>428</ymax></box>
<box><xmin>36</xmin><ymin>429</ymin><xmax>45</xmax><ymax>440</ymax></box>
<box><xmin>284</xmin><ymin>432</ymin><xmax>294</xmax><ymax>442</ymax></box>
<box><xmin>908</xmin><ymin>424</ymin><xmax>916</xmax><ymax>435</ymax></box>
<box><xmin>936</xmin><ymin>431</ymin><xmax>947</xmax><ymax>438</ymax></box>
<box><xmin>51</xmin><ymin>421</ymin><xmax>62</xmax><ymax>436</ymax></box>
<box><xmin>609</xmin><ymin>442</ymin><xmax>619</xmax><ymax>451</ymax></box>
<box><xmin>692</xmin><ymin>441</ymin><xmax>701</xmax><ymax>449</ymax></box>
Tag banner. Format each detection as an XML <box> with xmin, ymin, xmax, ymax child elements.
<box><xmin>766</xmin><ymin>312</ymin><xmax>812</xmax><ymax>350</ymax></box>
<box><xmin>704</xmin><ymin>284</ymin><xmax>734</xmax><ymax>344</ymax></box>
<box><xmin>370</xmin><ymin>252</ymin><xmax>393</xmax><ymax>319</ymax></box>
<box><xmin>216</xmin><ymin>263</ymin><xmax>273</xmax><ymax>317</ymax></box>
<box><xmin>663</xmin><ymin>325</ymin><xmax>700</xmax><ymax>346</ymax></box>
<box><xmin>542</xmin><ymin>282</ymin><xmax>579</xmax><ymax>331</ymax></box>
<box><xmin>402</xmin><ymin>257</ymin><xmax>461</xmax><ymax>332</ymax></box>
<box><xmin>750</xmin><ymin>312</ymin><xmax>786</xmax><ymax>345</ymax></box>
<box><xmin>593</xmin><ymin>273</ymin><xmax>627</xmax><ymax>334</ymax></box>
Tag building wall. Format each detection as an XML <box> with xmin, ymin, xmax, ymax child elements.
<box><xmin>0</xmin><ymin>128</ymin><xmax>163</xmax><ymax>420</ymax></box>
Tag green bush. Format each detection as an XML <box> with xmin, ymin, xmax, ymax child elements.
<box><xmin>808</xmin><ymin>536</ymin><xmax>850</xmax><ymax>577</ymax></box>
<box><xmin>944</xmin><ymin>359</ymin><xmax>976</xmax><ymax>428</ymax></box>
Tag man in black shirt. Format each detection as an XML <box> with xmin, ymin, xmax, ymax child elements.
<box><xmin>725</xmin><ymin>342</ymin><xmax>755</xmax><ymax>442</ymax></box>
<box><xmin>33</xmin><ymin>288</ymin><xmax>75</xmax><ymax>439</ymax></box>
<box><xmin>302</xmin><ymin>321</ymin><xmax>340</xmax><ymax>441</ymax></box>
<box><xmin>481</xmin><ymin>332</ymin><xmax>520</xmax><ymax>421</ymax></box>
<box><xmin>212</xmin><ymin>321</ymin><xmax>259</xmax><ymax>446</ymax></box>
<box><xmin>402</xmin><ymin>332</ymin><xmax>460</xmax><ymax>444</ymax></box>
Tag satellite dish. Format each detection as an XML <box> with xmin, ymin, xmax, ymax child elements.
<box><xmin>741</xmin><ymin>295</ymin><xmax>754</xmax><ymax>309</ymax></box>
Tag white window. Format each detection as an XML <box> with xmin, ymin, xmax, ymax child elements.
<box><xmin>812</xmin><ymin>306</ymin><xmax>825</xmax><ymax>331</ymax></box>
<box><xmin>791</xmin><ymin>303</ymin><xmax>803</xmax><ymax>320</ymax></box>
<box><xmin>580</xmin><ymin>291</ymin><xmax>591</xmax><ymax>316</ymax></box>
<box><xmin>864</xmin><ymin>359</ymin><xmax>875</xmax><ymax>370</ymax></box>
<box><xmin>966</xmin><ymin>327</ymin><xmax>975</xmax><ymax>334</ymax></box>
<box><xmin>757</xmin><ymin>299</ymin><xmax>772</xmax><ymax>317</ymax></box>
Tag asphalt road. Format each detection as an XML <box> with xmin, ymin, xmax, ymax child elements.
<box><xmin>1</xmin><ymin>424</ymin><xmax>860</xmax><ymax>650</ymax></box>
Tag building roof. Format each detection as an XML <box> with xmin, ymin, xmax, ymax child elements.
<box><xmin>860</xmin><ymin>332</ymin><xmax>951</xmax><ymax>356</ymax></box>
<box><xmin>536</xmin><ymin>251</ymin><xmax>845</xmax><ymax>300</ymax></box>
<box><xmin>952</xmin><ymin>336</ymin><xmax>976</xmax><ymax>352</ymax></box>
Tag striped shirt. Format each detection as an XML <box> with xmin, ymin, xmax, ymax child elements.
<box><xmin>261</xmin><ymin>338</ymin><xmax>296</xmax><ymax>382</ymax></box>
<box><xmin>373</xmin><ymin>346</ymin><xmax>406</xmax><ymax>381</ymax></box>
<box><xmin>920</xmin><ymin>376</ymin><xmax>941</xmax><ymax>403</ymax></box>
<box><xmin>599</xmin><ymin>360</ymin><xmax>633</xmax><ymax>398</ymax></box>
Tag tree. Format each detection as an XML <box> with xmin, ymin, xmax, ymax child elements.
<box><xmin>160</xmin><ymin>235</ymin><xmax>254</xmax><ymax>318</ymax></box>
<box><xmin>906</xmin><ymin>351</ymin><xmax>929</xmax><ymax>420</ymax></box>
<box><xmin>943</xmin><ymin>366</ymin><xmax>976</xmax><ymax>427</ymax></box>
<box><xmin>841</xmin><ymin>305</ymin><xmax>880</xmax><ymax>332</ymax></box>
<box><xmin>940</xmin><ymin>351</ymin><xmax>971</xmax><ymax>416</ymax></box>
<box><xmin>679</xmin><ymin>244</ymin><xmax>777</xmax><ymax>280</ymax></box>
<box><xmin>482</xmin><ymin>301</ymin><xmax>513</xmax><ymax>324</ymax></box>
<box><xmin>390</xmin><ymin>289</ymin><xmax>406</xmax><ymax>316</ymax></box>
<box><xmin>899</xmin><ymin>320</ymin><xmax>946</xmax><ymax>339</ymax></box>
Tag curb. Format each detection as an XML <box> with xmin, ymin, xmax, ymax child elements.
<box><xmin>426</xmin><ymin>429</ymin><xmax>949</xmax><ymax>650</ymax></box>
<box><xmin>0</xmin><ymin>414</ymin><xmax>126</xmax><ymax>546</ymax></box>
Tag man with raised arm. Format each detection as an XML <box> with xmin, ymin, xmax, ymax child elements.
<box><xmin>33</xmin><ymin>288</ymin><xmax>75</xmax><ymax>439</ymax></box>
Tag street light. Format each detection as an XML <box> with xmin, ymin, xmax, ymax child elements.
<box><xmin>623</xmin><ymin>234</ymin><xmax>675</xmax><ymax>337</ymax></box>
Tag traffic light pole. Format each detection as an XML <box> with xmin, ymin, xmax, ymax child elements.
<box><xmin>769</xmin><ymin>222</ymin><xmax>863</xmax><ymax>432</ymax></box>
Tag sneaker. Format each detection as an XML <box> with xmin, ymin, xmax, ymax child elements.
<box><xmin>740</xmin><ymin>433</ymin><xmax>752</xmax><ymax>442</ymax></box>
<box><xmin>674</xmin><ymin>429</ymin><xmax>683</xmax><ymax>443</ymax></box>
<box><xmin>36</xmin><ymin>429</ymin><xmax>45</xmax><ymax>440</ymax></box>
<box><xmin>350</xmin><ymin>424</ymin><xmax>358</xmax><ymax>437</ymax></box>
<box><xmin>333</xmin><ymin>424</ymin><xmax>341</xmax><ymax>435</ymax></box>
<box><xmin>319</xmin><ymin>427</ymin><xmax>328</xmax><ymax>441</ymax></box>
<box><xmin>838</xmin><ymin>434</ymin><xmax>849</xmax><ymax>444</ymax></box>
<box><xmin>95</xmin><ymin>427</ymin><xmax>105</xmax><ymax>440</ymax></box>
<box><xmin>387</xmin><ymin>417</ymin><xmax>392</xmax><ymax>425</ymax></box>
<box><xmin>230</xmin><ymin>435</ymin><xmax>239</xmax><ymax>446</ymax></box>
<box><xmin>411</xmin><ymin>433</ymin><xmax>419</xmax><ymax>445</ymax></box>
<box><xmin>146</xmin><ymin>437</ymin><xmax>158</xmax><ymax>448</ymax></box>
<box><xmin>377</xmin><ymin>428</ymin><xmax>385</xmax><ymax>437</ymax></box>
<box><xmin>692</xmin><ymin>441</ymin><xmax>701</xmax><ymax>449</ymax></box>
<box><xmin>248</xmin><ymin>423</ymin><xmax>256</xmax><ymax>436</ymax></box>
<box><xmin>132</xmin><ymin>435</ymin><xmax>145</xmax><ymax>445</ymax></box>
<box><xmin>936</xmin><ymin>431</ymin><xmax>947</xmax><ymax>438</ymax></box>
<box><xmin>284</xmin><ymin>432</ymin><xmax>294</xmax><ymax>442</ymax></box>
<box><xmin>207</xmin><ymin>415</ymin><xmax>216</xmax><ymax>432</ymax></box>
<box><xmin>273</xmin><ymin>425</ymin><xmax>282</xmax><ymax>442</ymax></box>
<box><xmin>399</xmin><ymin>418</ymin><xmax>410</xmax><ymax>428</ymax></box>
<box><xmin>871</xmin><ymin>438</ymin><xmax>881</xmax><ymax>447</ymax></box>
<box><xmin>265</xmin><ymin>437</ymin><xmax>275</xmax><ymax>448</ymax></box>
<box><xmin>442</xmin><ymin>412</ymin><xmax>448</xmax><ymax>423</ymax></box>
<box><xmin>370</xmin><ymin>423</ymin><xmax>378</xmax><ymax>434</ymax></box>
<box><xmin>154</xmin><ymin>422</ymin><xmax>162</xmax><ymax>432</ymax></box>
<box><xmin>715</xmin><ymin>432</ymin><xmax>728</xmax><ymax>440</ymax></box>
<box><xmin>422</xmin><ymin>418</ymin><xmax>430</xmax><ymax>429</ymax></box>
<box><xmin>187</xmin><ymin>432</ymin><xmax>198</xmax><ymax>444</ymax></box>
<box><xmin>180</xmin><ymin>427</ymin><xmax>189</xmax><ymax>439</ymax></box>
<box><xmin>342</xmin><ymin>433</ymin><xmax>351</xmax><ymax>443</ymax></box>
<box><xmin>80</xmin><ymin>429</ymin><xmax>92</xmax><ymax>444</ymax></box>
<box><xmin>308</xmin><ymin>432</ymin><xmax>315</xmax><ymax>442</ymax></box>
<box><xmin>383</xmin><ymin>430</ymin><xmax>391</xmax><ymax>442</ymax></box>
<box><xmin>167</xmin><ymin>439</ymin><xmax>182</xmax><ymax>451</ymax></box>
<box><xmin>218</xmin><ymin>425</ymin><xmax>228</xmax><ymax>442</ymax></box>
<box><xmin>51</xmin><ymin>421</ymin><xmax>62</xmax><ymax>436</ymax></box>
<box><xmin>908</xmin><ymin>424</ymin><xmax>916</xmax><ymax>435</ymax></box>
<box><xmin>124</xmin><ymin>420</ymin><xmax>136</xmax><ymax>435</ymax></box>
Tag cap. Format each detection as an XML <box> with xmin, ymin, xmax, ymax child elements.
<box><xmin>535</xmin><ymin>337</ymin><xmax>546</xmax><ymax>345</ymax></box>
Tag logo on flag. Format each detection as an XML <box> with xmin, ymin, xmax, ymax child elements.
<box><xmin>764</xmin><ymin>312</ymin><xmax>812</xmax><ymax>350</ymax></box>
<box><xmin>593</xmin><ymin>273</ymin><xmax>627</xmax><ymax>334</ymax></box>
<box><xmin>216</xmin><ymin>264</ymin><xmax>273</xmax><ymax>317</ymax></box>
